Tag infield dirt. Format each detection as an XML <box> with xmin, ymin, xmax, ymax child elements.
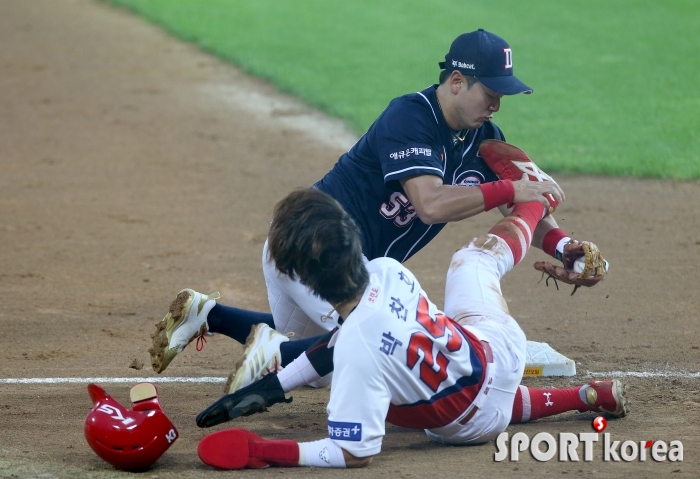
<box><xmin>1</xmin><ymin>1</ymin><xmax>699</xmax><ymax>478</ymax></box>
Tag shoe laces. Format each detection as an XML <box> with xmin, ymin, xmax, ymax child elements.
<box><xmin>196</xmin><ymin>334</ymin><xmax>207</xmax><ymax>351</ymax></box>
<box><xmin>264</xmin><ymin>356</ymin><xmax>280</xmax><ymax>376</ymax></box>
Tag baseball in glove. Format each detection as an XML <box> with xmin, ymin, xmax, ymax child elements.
<box><xmin>534</xmin><ymin>240</ymin><xmax>608</xmax><ymax>295</ymax></box>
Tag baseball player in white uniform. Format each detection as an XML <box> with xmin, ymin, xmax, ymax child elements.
<box><xmin>148</xmin><ymin>29</ymin><xmax>586</xmax><ymax>392</ymax></box>
<box><xmin>195</xmin><ymin>189</ymin><xmax>627</xmax><ymax>470</ymax></box>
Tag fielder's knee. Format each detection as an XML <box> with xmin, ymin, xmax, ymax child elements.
<box><xmin>458</xmin><ymin>234</ymin><xmax>499</xmax><ymax>253</ymax></box>
<box><xmin>450</xmin><ymin>234</ymin><xmax>498</xmax><ymax>270</ymax></box>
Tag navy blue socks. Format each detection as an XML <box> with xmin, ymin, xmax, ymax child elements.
<box><xmin>206</xmin><ymin>304</ymin><xmax>323</xmax><ymax>367</ymax></box>
<box><xmin>206</xmin><ymin>304</ymin><xmax>274</xmax><ymax>344</ymax></box>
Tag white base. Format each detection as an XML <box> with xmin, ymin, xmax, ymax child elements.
<box><xmin>523</xmin><ymin>341</ymin><xmax>576</xmax><ymax>377</ymax></box>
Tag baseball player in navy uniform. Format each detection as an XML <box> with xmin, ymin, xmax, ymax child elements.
<box><xmin>194</xmin><ymin>189</ymin><xmax>627</xmax><ymax>470</ymax></box>
<box><xmin>149</xmin><ymin>30</ymin><xmax>594</xmax><ymax>394</ymax></box>
<box><xmin>261</xmin><ymin>28</ymin><xmax>563</xmax><ymax>341</ymax></box>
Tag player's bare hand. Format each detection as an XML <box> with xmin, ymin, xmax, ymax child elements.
<box><xmin>512</xmin><ymin>174</ymin><xmax>565</xmax><ymax>208</ymax></box>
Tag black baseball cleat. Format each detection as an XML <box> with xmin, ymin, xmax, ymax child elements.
<box><xmin>196</xmin><ymin>373</ymin><xmax>292</xmax><ymax>428</ymax></box>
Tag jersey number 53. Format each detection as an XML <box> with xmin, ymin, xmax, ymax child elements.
<box><xmin>380</xmin><ymin>192</ymin><xmax>418</xmax><ymax>227</ymax></box>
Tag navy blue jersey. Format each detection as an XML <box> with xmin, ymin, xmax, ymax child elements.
<box><xmin>315</xmin><ymin>85</ymin><xmax>503</xmax><ymax>263</ymax></box>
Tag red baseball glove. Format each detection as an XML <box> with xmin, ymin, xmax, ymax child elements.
<box><xmin>534</xmin><ymin>240</ymin><xmax>608</xmax><ymax>295</ymax></box>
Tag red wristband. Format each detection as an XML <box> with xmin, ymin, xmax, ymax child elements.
<box><xmin>542</xmin><ymin>228</ymin><xmax>569</xmax><ymax>258</ymax></box>
<box><xmin>479</xmin><ymin>180</ymin><xmax>515</xmax><ymax>211</ymax></box>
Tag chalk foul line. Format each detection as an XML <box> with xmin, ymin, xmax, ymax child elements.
<box><xmin>585</xmin><ymin>370</ymin><xmax>700</xmax><ymax>379</ymax></box>
<box><xmin>0</xmin><ymin>377</ymin><xmax>226</xmax><ymax>384</ymax></box>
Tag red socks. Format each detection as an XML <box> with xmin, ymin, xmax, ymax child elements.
<box><xmin>541</xmin><ymin>227</ymin><xmax>569</xmax><ymax>260</ymax></box>
<box><xmin>487</xmin><ymin>202</ymin><xmax>545</xmax><ymax>265</ymax></box>
<box><xmin>511</xmin><ymin>385</ymin><xmax>588</xmax><ymax>423</ymax></box>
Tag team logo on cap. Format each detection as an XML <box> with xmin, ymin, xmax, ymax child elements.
<box><xmin>452</xmin><ymin>60</ymin><xmax>475</xmax><ymax>70</ymax></box>
<box><xmin>504</xmin><ymin>48</ymin><xmax>513</xmax><ymax>69</ymax></box>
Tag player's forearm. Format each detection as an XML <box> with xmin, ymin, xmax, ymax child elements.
<box><xmin>401</xmin><ymin>175</ymin><xmax>518</xmax><ymax>224</ymax></box>
<box><xmin>416</xmin><ymin>184</ymin><xmax>489</xmax><ymax>223</ymax></box>
<box><xmin>401</xmin><ymin>181</ymin><xmax>492</xmax><ymax>224</ymax></box>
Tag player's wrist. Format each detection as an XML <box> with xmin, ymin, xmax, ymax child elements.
<box><xmin>478</xmin><ymin>180</ymin><xmax>515</xmax><ymax>211</ymax></box>
<box><xmin>542</xmin><ymin>227</ymin><xmax>570</xmax><ymax>261</ymax></box>
<box><xmin>298</xmin><ymin>438</ymin><xmax>347</xmax><ymax>468</ymax></box>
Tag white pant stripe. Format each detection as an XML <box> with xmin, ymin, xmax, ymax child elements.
<box><xmin>511</xmin><ymin>216</ymin><xmax>531</xmax><ymax>263</ymax></box>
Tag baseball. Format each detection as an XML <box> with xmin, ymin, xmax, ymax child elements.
<box><xmin>573</xmin><ymin>256</ymin><xmax>587</xmax><ymax>274</ymax></box>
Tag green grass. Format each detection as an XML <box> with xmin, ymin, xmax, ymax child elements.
<box><xmin>106</xmin><ymin>0</ymin><xmax>700</xmax><ymax>179</ymax></box>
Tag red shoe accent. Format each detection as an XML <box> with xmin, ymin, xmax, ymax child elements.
<box><xmin>479</xmin><ymin>139</ymin><xmax>559</xmax><ymax>216</ymax></box>
<box><xmin>578</xmin><ymin>380</ymin><xmax>629</xmax><ymax>418</ymax></box>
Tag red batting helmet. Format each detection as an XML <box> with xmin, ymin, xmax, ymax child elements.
<box><xmin>84</xmin><ymin>382</ymin><xmax>178</xmax><ymax>471</ymax></box>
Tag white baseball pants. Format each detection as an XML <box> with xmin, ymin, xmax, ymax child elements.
<box><xmin>425</xmin><ymin>234</ymin><xmax>527</xmax><ymax>445</ymax></box>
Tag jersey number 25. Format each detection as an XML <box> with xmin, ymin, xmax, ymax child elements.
<box><xmin>406</xmin><ymin>296</ymin><xmax>463</xmax><ymax>392</ymax></box>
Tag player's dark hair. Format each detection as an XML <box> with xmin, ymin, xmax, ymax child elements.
<box><xmin>267</xmin><ymin>188</ymin><xmax>369</xmax><ymax>305</ymax></box>
<box><xmin>439</xmin><ymin>70</ymin><xmax>478</xmax><ymax>88</ymax></box>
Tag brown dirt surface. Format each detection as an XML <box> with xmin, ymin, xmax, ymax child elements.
<box><xmin>1</xmin><ymin>1</ymin><xmax>699</xmax><ymax>478</ymax></box>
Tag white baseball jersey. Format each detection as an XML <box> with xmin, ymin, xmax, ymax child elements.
<box><xmin>326</xmin><ymin>257</ymin><xmax>488</xmax><ymax>457</ymax></box>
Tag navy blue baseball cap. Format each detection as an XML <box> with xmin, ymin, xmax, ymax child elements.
<box><xmin>439</xmin><ymin>29</ymin><xmax>532</xmax><ymax>95</ymax></box>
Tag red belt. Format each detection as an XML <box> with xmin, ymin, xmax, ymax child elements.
<box><xmin>457</xmin><ymin>340</ymin><xmax>493</xmax><ymax>425</ymax></box>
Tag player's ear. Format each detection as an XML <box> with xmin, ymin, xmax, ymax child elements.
<box><xmin>450</xmin><ymin>71</ymin><xmax>464</xmax><ymax>95</ymax></box>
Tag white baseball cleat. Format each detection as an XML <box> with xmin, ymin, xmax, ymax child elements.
<box><xmin>149</xmin><ymin>288</ymin><xmax>220</xmax><ymax>373</ymax></box>
<box><xmin>224</xmin><ymin>323</ymin><xmax>290</xmax><ymax>395</ymax></box>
